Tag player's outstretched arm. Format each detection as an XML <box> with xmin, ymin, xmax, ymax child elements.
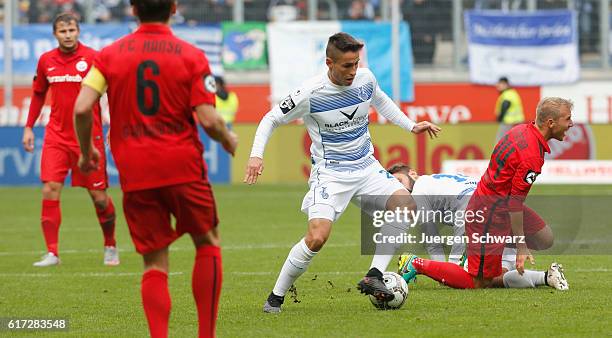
<box><xmin>195</xmin><ymin>103</ymin><xmax>238</xmax><ymax>156</ymax></box>
<box><xmin>74</xmin><ymin>85</ymin><xmax>102</xmax><ymax>173</ymax></box>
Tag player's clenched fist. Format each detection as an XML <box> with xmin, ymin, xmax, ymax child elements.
<box><xmin>244</xmin><ymin>157</ymin><xmax>264</xmax><ymax>185</ymax></box>
<box><xmin>78</xmin><ymin>145</ymin><xmax>101</xmax><ymax>174</ymax></box>
<box><xmin>22</xmin><ymin>128</ymin><xmax>35</xmax><ymax>153</ymax></box>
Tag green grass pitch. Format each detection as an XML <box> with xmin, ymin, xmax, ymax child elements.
<box><xmin>1</xmin><ymin>184</ymin><xmax>612</xmax><ymax>337</ymax></box>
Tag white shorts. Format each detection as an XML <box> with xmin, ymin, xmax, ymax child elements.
<box><xmin>301</xmin><ymin>158</ymin><xmax>407</xmax><ymax>222</ymax></box>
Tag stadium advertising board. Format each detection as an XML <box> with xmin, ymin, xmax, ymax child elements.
<box><xmin>443</xmin><ymin>160</ymin><xmax>612</xmax><ymax>184</ymax></box>
<box><xmin>230</xmin><ymin>124</ymin><xmax>611</xmax><ymax>184</ymax></box>
<box><xmin>542</xmin><ymin>81</ymin><xmax>612</xmax><ymax>124</ymax></box>
<box><xmin>267</xmin><ymin>21</ymin><xmax>413</xmax><ymax>103</ymax></box>
<box><xmin>0</xmin><ymin>127</ymin><xmax>230</xmax><ymax>185</ymax></box>
<box><xmin>465</xmin><ymin>10</ymin><xmax>579</xmax><ymax>85</ymax></box>
<box><xmin>222</xmin><ymin>22</ymin><xmax>267</xmax><ymax>70</ymax></box>
<box><xmin>0</xmin><ymin>24</ymin><xmax>224</xmax><ymax>76</ymax></box>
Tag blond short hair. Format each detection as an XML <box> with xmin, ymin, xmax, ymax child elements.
<box><xmin>536</xmin><ymin>97</ymin><xmax>574</xmax><ymax>127</ymax></box>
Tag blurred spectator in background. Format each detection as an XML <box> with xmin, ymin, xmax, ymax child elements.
<box><xmin>494</xmin><ymin>76</ymin><xmax>525</xmax><ymax>142</ymax></box>
<box><xmin>347</xmin><ymin>0</ymin><xmax>374</xmax><ymax>20</ymax></box>
<box><xmin>403</xmin><ymin>0</ymin><xmax>438</xmax><ymax>64</ymax></box>
<box><xmin>215</xmin><ymin>76</ymin><xmax>239</xmax><ymax>125</ymax></box>
<box><xmin>268</xmin><ymin>0</ymin><xmax>300</xmax><ymax>21</ymax></box>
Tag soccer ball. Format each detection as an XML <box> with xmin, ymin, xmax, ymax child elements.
<box><xmin>368</xmin><ymin>272</ymin><xmax>409</xmax><ymax>310</ymax></box>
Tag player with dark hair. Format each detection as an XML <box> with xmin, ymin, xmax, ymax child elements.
<box><xmin>23</xmin><ymin>12</ymin><xmax>119</xmax><ymax>267</ymax></box>
<box><xmin>399</xmin><ymin>97</ymin><xmax>573</xmax><ymax>290</ymax></box>
<box><xmin>245</xmin><ymin>31</ymin><xmax>441</xmax><ymax>313</ymax></box>
<box><xmin>74</xmin><ymin>0</ymin><xmax>237</xmax><ymax>336</ymax></box>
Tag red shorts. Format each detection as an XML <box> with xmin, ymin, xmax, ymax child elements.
<box><xmin>466</xmin><ymin>203</ymin><xmax>546</xmax><ymax>279</ymax></box>
<box><xmin>40</xmin><ymin>140</ymin><xmax>108</xmax><ymax>190</ymax></box>
<box><xmin>122</xmin><ymin>180</ymin><xmax>219</xmax><ymax>255</ymax></box>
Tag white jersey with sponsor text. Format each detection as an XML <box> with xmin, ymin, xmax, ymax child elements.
<box><xmin>272</xmin><ymin>68</ymin><xmax>382</xmax><ymax>171</ymax></box>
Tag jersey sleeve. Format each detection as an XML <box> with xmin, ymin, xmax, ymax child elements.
<box><xmin>190</xmin><ymin>51</ymin><xmax>216</xmax><ymax>108</ymax></box>
<box><xmin>508</xmin><ymin>157</ymin><xmax>543</xmax><ymax>211</ymax></box>
<box><xmin>82</xmin><ymin>66</ymin><xmax>108</xmax><ymax>94</ymax></box>
<box><xmin>249</xmin><ymin>87</ymin><xmax>310</xmax><ymax>158</ymax></box>
<box><xmin>32</xmin><ymin>56</ymin><xmax>49</xmax><ymax>94</ymax></box>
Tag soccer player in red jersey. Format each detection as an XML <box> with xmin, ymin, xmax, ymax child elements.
<box><xmin>22</xmin><ymin>13</ymin><xmax>119</xmax><ymax>267</ymax></box>
<box><xmin>73</xmin><ymin>1</ymin><xmax>237</xmax><ymax>337</ymax></box>
<box><xmin>399</xmin><ymin>97</ymin><xmax>574</xmax><ymax>289</ymax></box>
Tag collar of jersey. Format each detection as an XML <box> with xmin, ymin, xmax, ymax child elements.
<box><xmin>136</xmin><ymin>23</ymin><xmax>173</xmax><ymax>35</ymax></box>
<box><xmin>55</xmin><ymin>42</ymin><xmax>82</xmax><ymax>60</ymax></box>
<box><xmin>528</xmin><ymin>121</ymin><xmax>551</xmax><ymax>153</ymax></box>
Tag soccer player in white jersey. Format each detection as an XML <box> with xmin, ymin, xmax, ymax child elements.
<box><xmin>244</xmin><ymin>32</ymin><xmax>441</xmax><ymax>313</ymax></box>
<box><xmin>388</xmin><ymin>164</ymin><xmax>568</xmax><ymax>290</ymax></box>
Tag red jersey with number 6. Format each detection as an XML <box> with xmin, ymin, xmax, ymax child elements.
<box><xmin>474</xmin><ymin>122</ymin><xmax>551</xmax><ymax>211</ymax></box>
<box><xmin>93</xmin><ymin>24</ymin><xmax>216</xmax><ymax>192</ymax></box>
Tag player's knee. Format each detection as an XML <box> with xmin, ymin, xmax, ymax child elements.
<box><xmin>304</xmin><ymin>234</ymin><xmax>327</xmax><ymax>252</ymax></box>
<box><xmin>93</xmin><ymin>199</ymin><xmax>108</xmax><ymax>211</ymax></box>
<box><xmin>42</xmin><ymin>182</ymin><xmax>62</xmax><ymax>199</ymax></box>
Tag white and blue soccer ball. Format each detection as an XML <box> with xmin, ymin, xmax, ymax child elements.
<box><xmin>369</xmin><ymin>272</ymin><xmax>409</xmax><ymax>310</ymax></box>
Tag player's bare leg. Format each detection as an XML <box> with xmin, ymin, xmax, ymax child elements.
<box><xmin>141</xmin><ymin>247</ymin><xmax>170</xmax><ymax>338</ymax></box>
<box><xmin>526</xmin><ymin>225</ymin><xmax>554</xmax><ymax>251</ymax></box>
<box><xmin>34</xmin><ymin>181</ymin><xmax>63</xmax><ymax>267</ymax></box>
<box><xmin>87</xmin><ymin>189</ymin><xmax>119</xmax><ymax>265</ymax></box>
<box><xmin>191</xmin><ymin>228</ymin><xmax>222</xmax><ymax>337</ymax></box>
<box><xmin>358</xmin><ymin>189</ymin><xmax>414</xmax><ymax>301</ymax></box>
<box><xmin>264</xmin><ymin>217</ymin><xmax>331</xmax><ymax>313</ymax></box>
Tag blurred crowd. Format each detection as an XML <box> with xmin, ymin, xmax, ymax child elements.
<box><xmin>2</xmin><ymin>0</ymin><xmax>605</xmax><ymax>63</ymax></box>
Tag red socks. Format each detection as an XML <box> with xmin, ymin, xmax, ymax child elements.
<box><xmin>141</xmin><ymin>246</ymin><xmax>222</xmax><ymax>338</ymax></box>
<box><xmin>192</xmin><ymin>245</ymin><xmax>222</xmax><ymax>338</ymax></box>
<box><xmin>95</xmin><ymin>197</ymin><xmax>116</xmax><ymax>247</ymax></box>
<box><xmin>141</xmin><ymin>270</ymin><xmax>171</xmax><ymax>338</ymax></box>
<box><xmin>41</xmin><ymin>199</ymin><xmax>61</xmax><ymax>256</ymax></box>
<box><xmin>413</xmin><ymin>257</ymin><xmax>475</xmax><ymax>289</ymax></box>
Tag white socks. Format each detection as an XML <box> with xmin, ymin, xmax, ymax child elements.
<box><xmin>370</xmin><ymin>221</ymin><xmax>407</xmax><ymax>272</ymax></box>
<box><xmin>272</xmin><ymin>238</ymin><xmax>317</xmax><ymax>297</ymax></box>
<box><xmin>503</xmin><ymin>269</ymin><xmax>546</xmax><ymax>288</ymax></box>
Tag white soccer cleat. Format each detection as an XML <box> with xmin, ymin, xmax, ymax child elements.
<box><xmin>33</xmin><ymin>252</ymin><xmax>60</xmax><ymax>267</ymax></box>
<box><xmin>547</xmin><ymin>262</ymin><xmax>569</xmax><ymax>291</ymax></box>
<box><xmin>104</xmin><ymin>246</ymin><xmax>120</xmax><ymax>266</ymax></box>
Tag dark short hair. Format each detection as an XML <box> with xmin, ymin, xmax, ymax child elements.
<box><xmin>387</xmin><ymin>163</ymin><xmax>412</xmax><ymax>176</ymax></box>
<box><xmin>130</xmin><ymin>0</ymin><xmax>174</xmax><ymax>23</ymax></box>
<box><xmin>53</xmin><ymin>13</ymin><xmax>79</xmax><ymax>32</ymax></box>
<box><xmin>498</xmin><ymin>76</ymin><xmax>509</xmax><ymax>84</ymax></box>
<box><xmin>326</xmin><ymin>32</ymin><xmax>364</xmax><ymax>60</ymax></box>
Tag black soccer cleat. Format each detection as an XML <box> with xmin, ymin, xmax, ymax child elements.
<box><xmin>263</xmin><ymin>292</ymin><xmax>284</xmax><ymax>313</ymax></box>
<box><xmin>357</xmin><ymin>273</ymin><xmax>394</xmax><ymax>302</ymax></box>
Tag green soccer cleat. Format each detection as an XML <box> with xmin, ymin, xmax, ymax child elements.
<box><xmin>397</xmin><ymin>253</ymin><xmax>418</xmax><ymax>284</ymax></box>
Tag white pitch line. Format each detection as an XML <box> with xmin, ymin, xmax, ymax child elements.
<box><xmin>0</xmin><ymin>242</ymin><xmax>359</xmax><ymax>257</ymax></box>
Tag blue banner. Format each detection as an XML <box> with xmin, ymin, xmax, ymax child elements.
<box><xmin>465</xmin><ymin>10</ymin><xmax>578</xmax><ymax>85</ymax></box>
<box><xmin>0</xmin><ymin>127</ymin><xmax>229</xmax><ymax>186</ymax></box>
<box><xmin>0</xmin><ymin>24</ymin><xmax>224</xmax><ymax>76</ymax></box>
<box><xmin>466</xmin><ymin>10</ymin><xmax>575</xmax><ymax>46</ymax></box>
<box><xmin>0</xmin><ymin>24</ymin><xmax>130</xmax><ymax>74</ymax></box>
